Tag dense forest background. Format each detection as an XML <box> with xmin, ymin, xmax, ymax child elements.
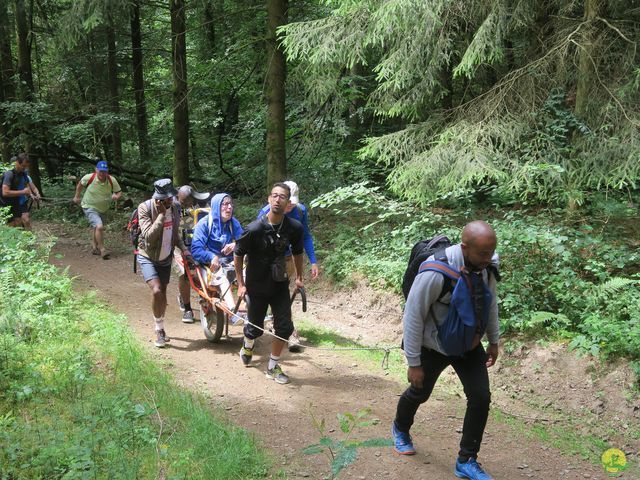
<box><xmin>0</xmin><ymin>0</ymin><xmax>638</xmax><ymax>208</ymax></box>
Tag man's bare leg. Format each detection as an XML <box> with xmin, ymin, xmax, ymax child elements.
<box><xmin>21</xmin><ymin>213</ymin><xmax>32</xmax><ymax>230</ymax></box>
<box><xmin>178</xmin><ymin>274</ymin><xmax>191</xmax><ymax>308</ymax></box>
<box><xmin>147</xmin><ymin>277</ymin><xmax>169</xmax><ymax>347</ymax></box>
<box><xmin>271</xmin><ymin>338</ymin><xmax>285</xmax><ymax>357</ymax></box>
<box><xmin>90</xmin><ymin>227</ymin><xmax>98</xmax><ymax>252</ymax></box>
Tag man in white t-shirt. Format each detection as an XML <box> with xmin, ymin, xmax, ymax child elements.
<box><xmin>137</xmin><ymin>179</ymin><xmax>192</xmax><ymax>348</ymax></box>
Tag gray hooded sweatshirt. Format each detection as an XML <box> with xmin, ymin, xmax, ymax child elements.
<box><xmin>403</xmin><ymin>244</ymin><xmax>499</xmax><ymax>367</ymax></box>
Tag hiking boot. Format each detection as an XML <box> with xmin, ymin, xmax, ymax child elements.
<box><xmin>391</xmin><ymin>423</ymin><xmax>416</xmax><ymax>455</ymax></box>
<box><xmin>182</xmin><ymin>309</ymin><xmax>195</xmax><ymax>324</ymax></box>
<box><xmin>288</xmin><ymin>330</ymin><xmax>302</xmax><ymax>352</ymax></box>
<box><xmin>239</xmin><ymin>346</ymin><xmax>253</xmax><ymax>367</ymax></box>
<box><xmin>454</xmin><ymin>458</ymin><xmax>494</xmax><ymax>480</ymax></box>
<box><xmin>266</xmin><ymin>364</ymin><xmax>290</xmax><ymax>384</ymax></box>
<box><xmin>155</xmin><ymin>329</ymin><xmax>168</xmax><ymax>348</ymax></box>
<box><xmin>177</xmin><ymin>295</ymin><xmax>185</xmax><ymax>311</ymax></box>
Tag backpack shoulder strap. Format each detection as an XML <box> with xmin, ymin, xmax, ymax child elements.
<box><xmin>86</xmin><ymin>172</ymin><xmax>113</xmax><ymax>192</ymax></box>
<box><xmin>418</xmin><ymin>260</ymin><xmax>461</xmax><ymax>281</ymax></box>
<box><xmin>487</xmin><ymin>264</ymin><xmax>501</xmax><ymax>282</ymax></box>
<box><xmin>433</xmin><ymin>247</ymin><xmax>448</xmax><ymax>263</ymax></box>
<box><xmin>418</xmin><ymin>260</ymin><xmax>460</xmax><ymax>301</ymax></box>
<box><xmin>86</xmin><ymin>172</ymin><xmax>97</xmax><ymax>187</ymax></box>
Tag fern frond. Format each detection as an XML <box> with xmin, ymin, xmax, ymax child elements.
<box><xmin>590</xmin><ymin>277</ymin><xmax>638</xmax><ymax>299</ymax></box>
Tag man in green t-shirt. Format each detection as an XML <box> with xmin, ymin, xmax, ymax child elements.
<box><xmin>73</xmin><ymin>160</ymin><xmax>122</xmax><ymax>259</ymax></box>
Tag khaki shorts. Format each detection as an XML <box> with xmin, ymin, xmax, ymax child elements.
<box><xmin>83</xmin><ymin>207</ymin><xmax>106</xmax><ymax>228</ymax></box>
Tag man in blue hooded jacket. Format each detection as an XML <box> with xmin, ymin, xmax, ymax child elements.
<box><xmin>191</xmin><ymin>193</ymin><xmax>243</xmax><ymax>310</ymax></box>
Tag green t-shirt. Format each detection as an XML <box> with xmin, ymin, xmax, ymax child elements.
<box><xmin>80</xmin><ymin>173</ymin><xmax>121</xmax><ymax>213</ymax></box>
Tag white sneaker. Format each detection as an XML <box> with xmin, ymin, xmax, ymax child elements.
<box><xmin>288</xmin><ymin>330</ymin><xmax>302</xmax><ymax>352</ymax></box>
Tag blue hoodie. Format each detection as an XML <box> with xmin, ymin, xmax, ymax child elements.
<box><xmin>257</xmin><ymin>203</ymin><xmax>317</xmax><ymax>264</ymax></box>
<box><xmin>191</xmin><ymin>193</ymin><xmax>243</xmax><ymax>265</ymax></box>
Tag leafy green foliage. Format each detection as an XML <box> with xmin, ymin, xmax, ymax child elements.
<box><xmin>310</xmin><ymin>184</ymin><xmax>640</xmax><ymax>361</ymax></box>
<box><xmin>304</xmin><ymin>406</ymin><xmax>391</xmax><ymax>478</ymax></box>
<box><xmin>283</xmin><ymin>1</ymin><xmax>640</xmax><ymax>207</ymax></box>
<box><xmin>0</xmin><ymin>226</ymin><xmax>268</xmax><ymax>479</ymax></box>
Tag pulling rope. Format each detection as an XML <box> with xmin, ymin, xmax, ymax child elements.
<box><xmin>181</xmin><ymin>257</ymin><xmax>402</xmax><ymax>369</ymax></box>
<box><xmin>213</xmin><ymin>298</ymin><xmax>400</xmax><ymax>370</ymax></box>
<box><xmin>291</xmin><ymin>297</ymin><xmax>403</xmax><ymax>318</ymax></box>
<box><xmin>39</xmin><ymin>196</ymin><xmax>75</xmax><ymax>204</ymax></box>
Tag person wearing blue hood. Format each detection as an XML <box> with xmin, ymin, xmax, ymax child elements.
<box><xmin>191</xmin><ymin>193</ymin><xmax>244</xmax><ymax>310</ymax></box>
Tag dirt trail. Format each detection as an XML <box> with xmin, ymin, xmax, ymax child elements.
<box><xmin>44</xmin><ymin>223</ymin><xmax>613</xmax><ymax>480</ymax></box>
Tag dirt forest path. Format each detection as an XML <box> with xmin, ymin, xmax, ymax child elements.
<box><xmin>43</xmin><ymin>223</ymin><xmax>610</xmax><ymax>480</ymax></box>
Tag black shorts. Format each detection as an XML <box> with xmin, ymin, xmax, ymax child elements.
<box><xmin>244</xmin><ymin>285</ymin><xmax>294</xmax><ymax>340</ymax></box>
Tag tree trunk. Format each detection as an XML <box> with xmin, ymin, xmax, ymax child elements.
<box><xmin>265</xmin><ymin>0</ymin><xmax>287</xmax><ymax>188</ymax></box>
<box><xmin>0</xmin><ymin>0</ymin><xmax>15</xmax><ymax>161</ymax></box>
<box><xmin>14</xmin><ymin>0</ymin><xmax>33</xmax><ymax>99</ymax></box>
<box><xmin>130</xmin><ymin>0</ymin><xmax>150</xmax><ymax>165</ymax></box>
<box><xmin>106</xmin><ymin>23</ymin><xmax>122</xmax><ymax>165</ymax></box>
<box><xmin>346</xmin><ymin>62</ymin><xmax>366</xmax><ymax>146</ymax></box>
<box><xmin>171</xmin><ymin>0</ymin><xmax>189</xmax><ymax>186</ymax></box>
<box><xmin>190</xmin><ymin>131</ymin><xmax>201</xmax><ymax>173</ymax></box>
<box><xmin>202</xmin><ymin>0</ymin><xmax>216</xmax><ymax>52</ymax></box>
<box><xmin>14</xmin><ymin>0</ymin><xmax>41</xmax><ymax>192</ymax></box>
<box><xmin>574</xmin><ymin>0</ymin><xmax>602</xmax><ymax>120</ymax></box>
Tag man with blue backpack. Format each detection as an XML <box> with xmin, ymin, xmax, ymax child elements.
<box><xmin>1</xmin><ymin>153</ymin><xmax>40</xmax><ymax>228</ymax></box>
<box><xmin>392</xmin><ymin>221</ymin><xmax>500</xmax><ymax>480</ymax></box>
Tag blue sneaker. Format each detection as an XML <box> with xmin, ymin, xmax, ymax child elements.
<box><xmin>454</xmin><ymin>458</ymin><xmax>494</xmax><ymax>480</ymax></box>
<box><xmin>391</xmin><ymin>423</ymin><xmax>416</xmax><ymax>455</ymax></box>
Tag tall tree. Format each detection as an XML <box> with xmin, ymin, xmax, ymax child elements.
<box><xmin>14</xmin><ymin>0</ymin><xmax>41</xmax><ymax>191</ymax></box>
<box><xmin>265</xmin><ymin>0</ymin><xmax>287</xmax><ymax>187</ymax></box>
<box><xmin>574</xmin><ymin>0</ymin><xmax>602</xmax><ymax>120</ymax></box>
<box><xmin>170</xmin><ymin>0</ymin><xmax>189</xmax><ymax>186</ymax></box>
<box><xmin>130</xmin><ymin>0</ymin><xmax>150</xmax><ymax>164</ymax></box>
<box><xmin>106</xmin><ymin>20</ymin><xmax>122</xmax><ymax>164</ymax></box>
<box><xmin>0</xmin><ymin>0</ymin><xmax>16</xmax><ymax>161</ymax></box>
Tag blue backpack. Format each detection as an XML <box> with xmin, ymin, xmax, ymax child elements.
<box><xmin>418</xmin><ymin>260</ymin><xmax>494</xmax><ymax>356</ymax></box>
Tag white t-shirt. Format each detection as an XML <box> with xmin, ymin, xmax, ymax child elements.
<box><xmin>159</xmin><ymin>209</ymin><xmax>173</xmax><ymax>262</ymax></box>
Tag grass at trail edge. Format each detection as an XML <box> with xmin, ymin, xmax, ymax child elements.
<box><xmin>0</xmin><ymin>224</ymin><xmax>270</xmax><ymax>479</ymax></box>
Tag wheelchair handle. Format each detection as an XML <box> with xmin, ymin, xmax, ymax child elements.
<box><xmin>291</xmin><ymin>286</ymin><xmax>307</xmax><ymax>312</ymax></box>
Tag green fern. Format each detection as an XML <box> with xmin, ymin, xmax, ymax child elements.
<box><xmin>589</xmin><ymin>277</ymin><xmax>638</xmax><ymax>300</ymax></box>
